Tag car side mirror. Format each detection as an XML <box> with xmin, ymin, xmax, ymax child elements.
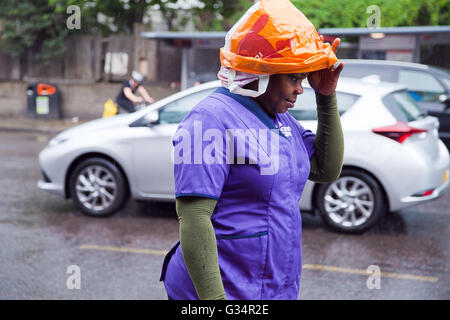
<box><xmin>144</xmin><ymin>110</ymin><xmax>160</xmax><ymax>125</ymax></box>
<box><xmin>129</xmin><ymin>110</ymin><xmax>160</xmax><ymax>128</ymax></box>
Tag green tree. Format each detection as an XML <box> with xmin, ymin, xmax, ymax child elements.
<box><xmin>192</xmin><ymin>0</ymin><xmax>254</xmax><ymax>31</ymax></box>
<box><xmin>150</xmin><ymin>0</ymin><xmax>191</xmax><ymax>31</ymax></box>
<box><xmin>291</xmin><ymin>0</ymin><xmax>450</xmax><ymax>29</ymax></box>
<box><xmin>0</xmin><ymin>0</ymin><xmax>93</xmax><ymax>63</ymax></box>
<box><xmin>84</xmin><ymin>0</ymin><xmax>153</xmax><ymax>34</ymax></box>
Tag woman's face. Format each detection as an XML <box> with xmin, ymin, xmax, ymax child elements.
<box><xmin>256</xmin><ymin>73</ymin><xmax>308</xmax><ymax>116</ymax></box>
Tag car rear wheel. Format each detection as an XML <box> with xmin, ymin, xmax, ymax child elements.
<box><xmin>69</xmin><ymin>157</ymin><xmax>128</xmax><ymax>217</ymax></box>
<box><xmin>315</xmin><ymin>168</ymin><xmax>387</xmax><ymax>234</ymax></box>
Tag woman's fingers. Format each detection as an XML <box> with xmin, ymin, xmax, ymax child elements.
<box><xmin>331</xmin><ymin>38</ymin><xmax>341</xmax><ymax>53</ymax></box>
<box><xmin>335</xmin><ymin>62</ymin><xmax>344</xmax><ymax>77</ymax></box>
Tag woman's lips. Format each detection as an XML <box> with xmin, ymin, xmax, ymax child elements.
<box><xmin>285</xmin><ymin>99</ymin><xmax>295</xmax><ymax>108</ymax></box>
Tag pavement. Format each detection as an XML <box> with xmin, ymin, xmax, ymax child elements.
<box><xmin>0</xmin><ymin>116</ymin><xmax>89</xmax><ymax>135</ymax></box>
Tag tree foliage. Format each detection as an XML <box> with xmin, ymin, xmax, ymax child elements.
<box><xmin>192</xmin><ymin>0</ymin><xmax>254</xmax><ymax>31</ymax></box>
<box><xmin>291</xmin><ymin>0</ymin><xmax>450</xmax><ymax>29</ymax></box>
<box><xmin>0</xmin><ymin>0</ymin><xmax>67</xmax><ymax>62</ymax></box>
<box><xmin>84</xmin><ymin>0</ymin><xmax>153</xmax><ymax>34</ymax></box>
<box><xmin>1</xmin><ymin>0</ymin><xmax>448</xmax><ymax>64</ymax></box>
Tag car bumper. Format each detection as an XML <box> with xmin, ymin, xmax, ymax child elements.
<box><xmin>37</xmin><ymin>179</ymin><xmax>65</xmax><ymax>197</ymax></box>
<box><xmin>399</xmin><ymin>168</ymin><xmax>449</xmax><ymax>207</ymax></box>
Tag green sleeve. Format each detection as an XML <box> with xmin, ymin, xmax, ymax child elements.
<box><xmin>308</xmin><ymin>92</ymin><xmax>345</xmax><ymax>183</ymax></box>
<box><xmin>176</xmin><ymin>196</ymin><xmax>226</xmax><ymax>300</ymax></box>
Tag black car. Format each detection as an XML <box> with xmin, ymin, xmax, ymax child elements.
<box><xmin>340</xmin><ymin>59</ymin><xmax>450</xmax><ymax>147</ymax></box>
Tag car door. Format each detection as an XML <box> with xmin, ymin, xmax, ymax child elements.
<box><xmin>131</xmin><ymin>88</ymin><xmax>216</xmax><ymax>199</ymax></box>
<box><xmin>396</xmin><ymin>68</ymin><xmax>450</xmax><ymax>140</ymax></box>
<box><xmin>288</xmin><ymin>87</ymin><xmax>360</xmax><ymax>210</ymax></box>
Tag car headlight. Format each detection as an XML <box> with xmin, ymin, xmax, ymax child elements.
<box><xmin>48</xmin><ymin>136</ymin><xmax>69</xmax><ymax>148</ymax></box>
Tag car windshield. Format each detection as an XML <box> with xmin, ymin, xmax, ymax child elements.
<box><xmin>382</xmin><ymin>90</ymin><xmax>426</xmax><ymax>122</ymax></box>
<box><xmin>288</xmin><ymin>88</ymin><xmax>359</xmax><ymax>121</ymax></box>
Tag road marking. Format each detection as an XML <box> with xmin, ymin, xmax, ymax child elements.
<box><xmin>303</xmin><ymin>264</ymin><xmax>438</xmax><ymax>283</ymax></box>
<box><xmin>79</xmin><ymin>245</ymin><xmax>438</xmax><ymax>283</ymax></box>
<box><xmin>79</xmin><ymin>244</ymin><xmax>167</xmax><ymax>256</ymax></box>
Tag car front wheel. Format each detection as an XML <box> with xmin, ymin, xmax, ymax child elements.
<box><xmin>69</xmin><ymin>157</ymin><xmax>128</xmax><ymax>217</ymax></box>
<box><xmin>315</xmin><ymin>168</ymin><xmax>387</xmax><ymax>234</ymax></box>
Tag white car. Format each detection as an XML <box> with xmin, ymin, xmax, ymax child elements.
<box><xmin>38</xmin><ymin>78</ymin><xmax>450</xmax><ymax>233</ymax></box>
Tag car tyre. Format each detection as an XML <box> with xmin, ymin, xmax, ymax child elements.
<box><xmin>69</xmin><ymin>157</ymin><xmax>128</xmax><ymax>217</ymax></box>
<box><xmin>315</xmin><ymin>168</ymin><xmax>387</xmax><ymax>234</ymax></box>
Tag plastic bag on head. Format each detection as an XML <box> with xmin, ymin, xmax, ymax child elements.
<box><xmin>220</xmin><ymin>0</ymin><xmax>338</xmax><ymax>75</ymax></box>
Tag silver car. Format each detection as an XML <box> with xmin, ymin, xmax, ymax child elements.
<box><xmin>38</xmin><ymin>78</ymin><xmax>450</xmax><ymax>233</ymax></box>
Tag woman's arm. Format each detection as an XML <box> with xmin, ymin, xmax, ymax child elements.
<box><xmin>176</xmin><ymin>196</ymin><xmax>226</xmax><ymax>300</ymax></box>
<box><xmin>308</xmin><ymin>92</ymin><xmax>344</xmax><ymax>183</ymax></box>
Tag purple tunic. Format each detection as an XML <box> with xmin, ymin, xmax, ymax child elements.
<box><xmin>160</xmin><ymin>87</ymin><xmax>315</xmax><ymax>300</ymax></box>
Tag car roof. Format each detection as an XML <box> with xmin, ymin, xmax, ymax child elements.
<box><xmin>340</xmin><ymin>59</ymin><xmax>430</xmax><ymax>70</ymax></box>
<box><xmin>332</xmin><ymin>76</ymin><xmax>405</xmax><ymax>96</ymax></box>
<box><xmin>192</xmin><ymin>77</ymin><xmax>404</xmax><ymax>98</ymax></box>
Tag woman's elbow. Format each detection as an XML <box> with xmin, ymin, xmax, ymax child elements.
<box><xmin>310</xmin><ymin>171</ymin><xmax>341</xmax><ymax>183</ymax></box>
<box><xmin>309</xmin><ymin>162</ymin><xmax>343</xmax><ymax>183</ymax></box>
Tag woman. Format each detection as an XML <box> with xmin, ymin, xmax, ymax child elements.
<box><xmin>160</xmin><ymin>0</ymin><xmax>344</xmax><ymax>300</ymax></box>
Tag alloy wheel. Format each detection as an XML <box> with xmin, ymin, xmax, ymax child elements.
<box><xmin>323</xmin><ymin>176</ymin><xmax>375</xmax><ymax>228</ymax></box>
<box><xmin>75</xmin><ymin>165</ymin><xmax>117</xmax><ymax>212</ymax></box>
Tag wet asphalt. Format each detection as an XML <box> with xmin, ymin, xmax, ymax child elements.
<box><xmin>0</xmin><ymin>131</ymin><xmax>449</xmax><ymax>300</ymax></box>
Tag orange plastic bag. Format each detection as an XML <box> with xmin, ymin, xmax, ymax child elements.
<box><xmin>220</xmin><ymin>0</ymin><xmax>338</xmax><ymax>75</ymax></box>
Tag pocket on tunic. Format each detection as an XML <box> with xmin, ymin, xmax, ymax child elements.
<box><xmin>216</xmin><ymin>231</ymin><xmax>268</xmax><ymax>300</ymax></box>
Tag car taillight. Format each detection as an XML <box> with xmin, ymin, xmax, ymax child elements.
<box><xmin>372</xmin><ymin>121</ymin><xmax>427</xmax><ymax>143</ymax></box>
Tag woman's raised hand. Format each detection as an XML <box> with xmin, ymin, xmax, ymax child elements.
<box><xmin>307</xmin><ymin>38</ymin><xmax>344</xmax><ymax>96</ymax></box>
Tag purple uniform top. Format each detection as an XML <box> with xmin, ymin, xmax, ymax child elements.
<box><xmin>160</xmin><ymin>87</ymin><xmax>315</xmax><ymax>300</ymax></box>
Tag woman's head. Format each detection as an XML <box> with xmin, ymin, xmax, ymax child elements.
<box><xmin>248</xmin><ymin>73</ymin><xmax>309</xmax><ymax>116</ymax></box>
<box><xmin>219</xmin><ymin>0</ymin><xmax>337</xmax><ymax>98</ymax></box>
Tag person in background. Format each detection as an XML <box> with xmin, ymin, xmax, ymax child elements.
<box><xmin>115</xmin><ymin>71</ymin><xmax>154</xmax><ymax>113</ymax></box>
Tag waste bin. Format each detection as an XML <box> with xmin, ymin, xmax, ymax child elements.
<box><xmin>26</xmin><ymin>83</ymin><xmax>61</xmax><ymax>119</ymax></box>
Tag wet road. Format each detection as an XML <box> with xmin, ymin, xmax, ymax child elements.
<box><xmin>0</xmin><ymin>131</ymin><xmax>449</xmax><ymax>299</ymax></box>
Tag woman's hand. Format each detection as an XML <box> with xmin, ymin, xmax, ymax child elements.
<box><xmin>307</xmin><ymin>38</ymin><xmax>344</xmax><ymax>96</ymax></box>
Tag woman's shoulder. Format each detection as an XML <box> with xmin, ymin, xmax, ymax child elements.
<box><xmin>190</xmin><ymin>93</ymin><xmax>237</xmax><ymax>120</ymax></box>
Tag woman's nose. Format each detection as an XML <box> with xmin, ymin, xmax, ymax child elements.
<box><xmin>294</xmin><ymin>83</ymin><xmax>303</xmax><ymax>95</ymax></box>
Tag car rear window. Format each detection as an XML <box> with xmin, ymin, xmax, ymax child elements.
<box><xmin>382</xmin><ymin>90</ymin><xmax>426</xmax><ymax>122</ymax></box>
<box><xmin>288</xmin><ymin>88</ymin><xmax>359</xmax><ymax>121</ymax></box>
<box><xmin>340</xmin><ymin>64</ymin><xmax>395</xmax><ymax>82</ymax></box>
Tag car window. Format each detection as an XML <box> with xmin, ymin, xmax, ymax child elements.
<box><xmin>288</xmin><ymin>88</ymin><xmax>359</xmax><ymax>121</ymax></box>
<box><xmin>398</xmin><ymin>69</ymin><xmax>445</xmax><ymax>102</ymax></box>
<box><xmin>439</xmin><ymin>76</ymin><xmax>450</xmax><ymax>90</ymax></box>
<box><xmin>159</xmin><ymin>88</ymin><xmax>216</xmax><ymax>124</ymax></box>
<box><xmin>340</xmin><ymin>64</ymin><xmax>394</xmax><ymax>82</ymax></box>
<box><xmin>382</xmin><ymin>90</ymin><xmax>426</xmax><ymax>122</ymax></box>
